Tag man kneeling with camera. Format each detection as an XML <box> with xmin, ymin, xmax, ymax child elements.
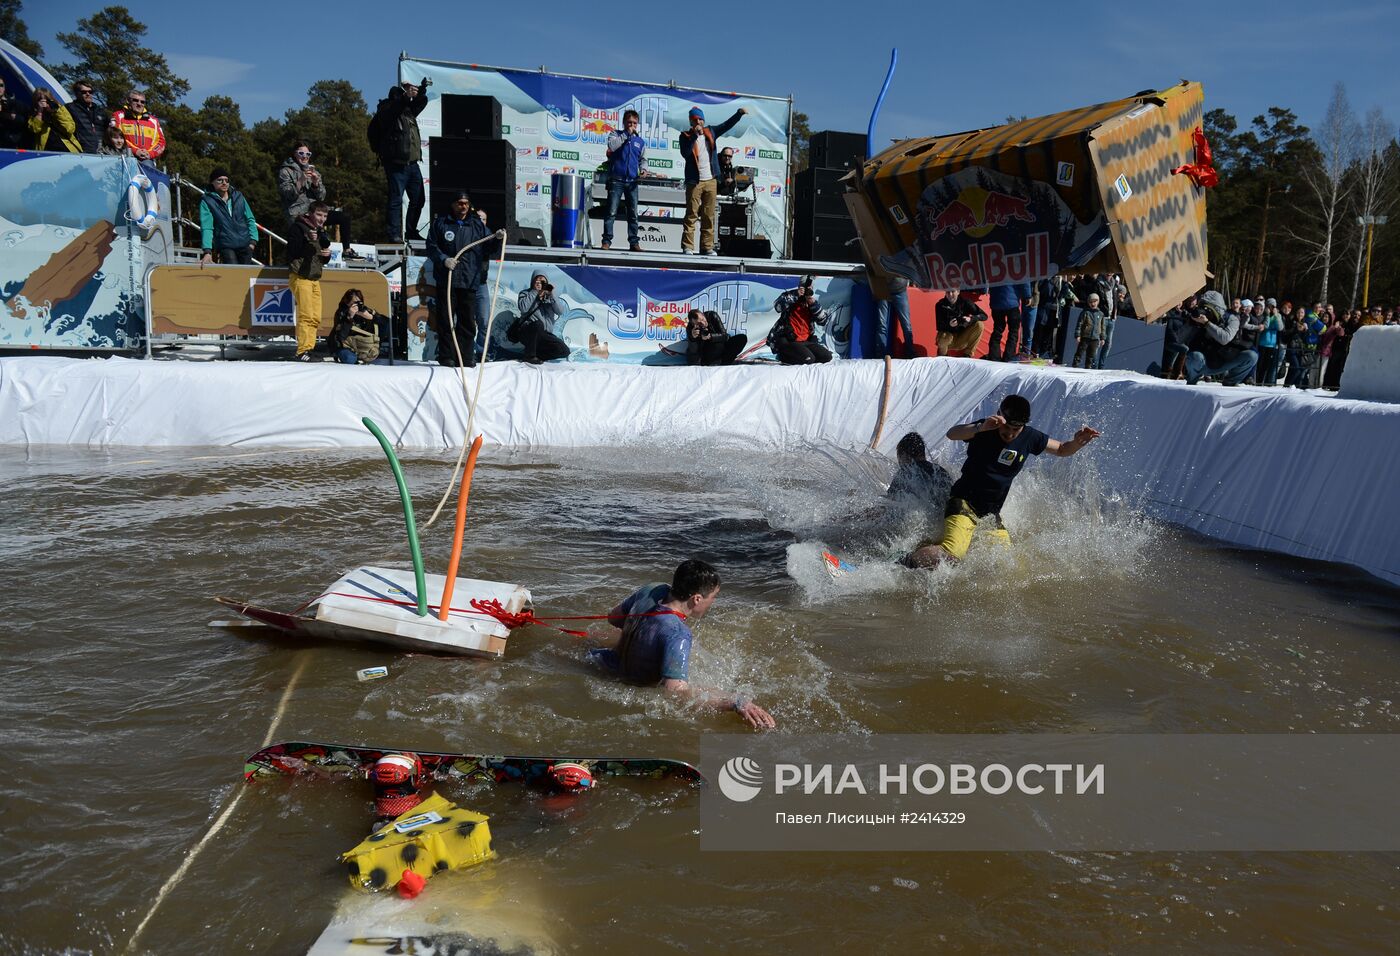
<box><xmin>509</xmin><ymin>272</ymin><xmax>570</xmax><ymax>364</ymax></box>
<box><xmin>767</xmin><ymin>276</ymin><xmax>833</xmax><ymax>365</ymax></box>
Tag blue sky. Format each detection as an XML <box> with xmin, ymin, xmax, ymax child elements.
<box><xmin>27</xmin><ymin>0</ymin><xmax>1400</xmax><ymax>140</ymax></box>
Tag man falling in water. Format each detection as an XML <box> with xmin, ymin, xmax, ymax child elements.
<box><xmin>903</xmin><ymin>394</ymin><xmax>1101</xmax><ymax>567</ymax></box>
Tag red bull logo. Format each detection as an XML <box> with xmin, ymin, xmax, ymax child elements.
<box><xmin>610</xmin><ymin>281</ymin><xmax>749</xmax><ymax>341</ymax></box>
<box><xmin>645</xmin><ymin>299</ymin><xmax>692</xmax><ymax>334</ymax></box>
<box><xmin>928</xmin><ymin>187</ymin><xmax>1037</xmax><ymax>240</ymax></box>
<box><xmin>926</xmin><ymin>231</ymin><xmax>1052</xmax><ymax>289</ymax></box>
<box><xmin>578</xmin><ymin>105</ymin><xmax>619</xmax><ymax>137</ymax></box>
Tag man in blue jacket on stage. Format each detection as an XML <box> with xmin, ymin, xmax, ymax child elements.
<box><xmin>679</xmin><ymin>105</ymin><xmax>747</xmax><ymax>256</ymax></box>
<box><xmin>601</xmin><ymin>109</ymin><xmax>647</xmax><ymax>252</ymax></box>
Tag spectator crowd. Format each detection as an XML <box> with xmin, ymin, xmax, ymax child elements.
<box><xmin>2</xmin><ymin>80</ymin><xmax>1394</xmax><ymax>380</ymax></box>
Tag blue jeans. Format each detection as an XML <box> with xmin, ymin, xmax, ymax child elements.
<box><xmin>385</xmin><ymin>162</ymin><xmax>425</xmax><ymax>240</ymax></box>
<box><xmin>1017</xmin><ymin>303</ymin><xmax>1037</xmax><ymax>356</ymax></box>
<box><xmin>603</xmin><ymin>179</ymin><xmax>639</xmax><ymax>246</ymax></box>
<box><xmin>876</xmin><ymin>288</ymin><xmax>913</xmax><ymax>358</ymax></box>
<box><xmin>335</xmin><ymin>347</ymin><xmax>358</xmax><ymax>364</ymax></box>
<box><xmin>1094</xmin><ymin>318</ymin><xmax>1116</xmax><ymax>368</ymax></box>
<box><xmin>1257</xmin><ymin>346</ymin><xmax>1281</xmax><ymax>385</ymax></box>
<box><xmin>1185</xmin><ymin>348</ymin><xmax>1258</xmax><ymax>386</ymax></box>
<box><xmin>1284</xmin><ymin>348</ymin><xmax>1311</xmax><ymax>387</ymax></box>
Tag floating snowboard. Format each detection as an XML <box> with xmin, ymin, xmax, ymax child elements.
<box><xmin>822</xmin><ymin>550</ymin><xmax>855</xmax><ymax>579</ymax></box>
<box><xmin>245</xmin><ymin>741</ymin><xmax>706</xmax><ymax>786</ymax></box>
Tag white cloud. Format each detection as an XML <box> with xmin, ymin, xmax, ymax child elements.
<box><xmin>166</xmin><ymin>54</ymin><xmax>257</xmax><ymax>98</ymax></box>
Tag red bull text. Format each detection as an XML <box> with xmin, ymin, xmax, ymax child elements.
<box><xmin>926</xmin><ymin>232</ymin><xmax>1053</xmax><ymax>288</ymax></box>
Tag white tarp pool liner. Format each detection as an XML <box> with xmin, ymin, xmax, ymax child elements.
<box><xmin>3</xmin><ymin>355</ymin><xmax>1397</xmax><ymax>587</ymax></box>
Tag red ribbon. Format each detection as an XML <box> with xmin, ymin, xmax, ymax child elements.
<box><xmin>467</xmin><ymin>597</ymin><xmax>684</xmax><ymax>639</ymax></box>
<box><xmin>1171</xmin><ymin>127</ymin><xmax>1219</xmax><ymax>189</ymax></box>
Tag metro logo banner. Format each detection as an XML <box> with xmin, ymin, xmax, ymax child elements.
<box><xmin>401</xmin><ymin>58</ymin><xmax>792</xmax><ymax>256</ymax></box>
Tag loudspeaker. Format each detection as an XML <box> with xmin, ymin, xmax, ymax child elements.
<box><xmin>809</xmin><ymin>130</ymin><xmax>866</xmax><ymax>170</ymax></box>
<box><xmin>428</xmin><ymin>137</ymin><xmax>517</xmax><ymax>232</ymax></box>
<box><xmin>439</xmin><ymin>94</ymin><xmax>503</xmax><ymax>140</ymax></box>
<box><xmin>428</xmin><ymin>137</ymin><xmax>516</xmax><ymax>193</ymax></box>
<box><xmin>793</xmin><ymin>167</ymin><xmax>851</xmax><ymax>218</ymax></box>
<box><xmin>722</xmin><ymin>237</ymin><xmax>772</xmax><ymax>259</ymax></box>
<box><xmin>794</xmin><ymin>214</ymin><xmax>860</xmax><ymax>263</ymax></box>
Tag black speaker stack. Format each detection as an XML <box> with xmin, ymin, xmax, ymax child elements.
<box><xmin>429</xmin><ymin>94</ymin><xmax>517</xmax><ymax>236</ymax></box>
<box><xmin>793</xmin><ymin>130</ymin><xmax>865</xmax><ymax>263</ymax></box>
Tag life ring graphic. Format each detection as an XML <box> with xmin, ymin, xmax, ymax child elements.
<box><xmin>127</xmin><ymin>173</ymin><xmax>159</xmax><ymax>232</ymax></box>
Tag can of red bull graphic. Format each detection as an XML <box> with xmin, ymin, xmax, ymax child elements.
<box><xmin>550</xmin><ymin>173</ymin><xmax>589</xmax><ymax>249</ymax></box>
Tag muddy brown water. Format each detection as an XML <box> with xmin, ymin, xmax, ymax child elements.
<box><xmin>1</xmin><ymin>443</ymin><xmax>1396</xmax><ymax>954</ymax></box>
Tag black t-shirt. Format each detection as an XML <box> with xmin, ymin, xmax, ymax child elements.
<box><xmin>949</xmin><ymin>424</ymin><xmax>1050</xmax><ymax>516</ymax></box>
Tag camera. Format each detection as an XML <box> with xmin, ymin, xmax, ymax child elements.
<box><xmin>541</xmin><ymin>282</ymin><xmax>554</xmax><ymax>293</ymax></box>
<box><xmin>421</xmin><ymin>77</ymin><xmax>432</xmax><ymax>88</ymax></box>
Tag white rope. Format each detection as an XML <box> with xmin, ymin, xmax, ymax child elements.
<box><xmin>123</xmin><ymin>651</ymin><xmax>311</xmax><ymax>954</ymax></box>
<box><xmin>423</xmin><ymin>228</ymin><xmax>509</xmax><ymax>528</ymax></box>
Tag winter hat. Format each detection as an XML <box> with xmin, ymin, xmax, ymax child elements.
<box><xmin>1240</xmin><ymin>298</ymin><xmax>1253</xmax><ymax>309</ymax></box>
<box><xmin>1199</xmin><ymin>291</ymin><xmax>1226</xmax><ymax>319</ymax></box>
<box><xmin>688</xmin><ymin>107</ymin><xmax>705</xmax><ymax>121</ymax></box>
<box><xmin>1266</xmin><ymin>297</ymin><xmax>1277</xmax><ymax>306</ymax></box>
<box><xmin>209</xmin><ymin>167</ymin><xmax>230</xmax><ymax>184</ymax></box>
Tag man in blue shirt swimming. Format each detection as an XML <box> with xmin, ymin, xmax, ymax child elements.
<box><xmin>594</xmin><ymin>559</ymin><xmax>775</xmax><ymax>729</ymax></box>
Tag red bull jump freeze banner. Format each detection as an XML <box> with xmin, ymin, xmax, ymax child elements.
<box><xmin>403</xmin><ymin>260</ymin><xmax>859</xmax><ymax>365</ymax></box>
<box><xmin>399</xmin><ymin>57</ymin><xmax>792</xmax><ymax>256</ymax></box>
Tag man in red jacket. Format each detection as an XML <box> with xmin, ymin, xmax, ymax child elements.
<box><xmin>110</xmin><ymin>90</ymin><xmax>165</xmax><ymax>161</ymax></box>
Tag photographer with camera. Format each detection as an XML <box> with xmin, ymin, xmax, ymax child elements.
<box><xmin>934</xmin><ymin>279</ymin><xmax>986</xmax><ymax>357</ymax></box>
<box><xmin>1184</xmin><ymin>290</ymin><xmax>1259</xmax><ymax>386</ymax></box>
<box><xmin>26</xmin><ymin>89</ymin><xmax>80</xmax><ymax>153</ymax></box>
<box><xmin>684</xmin><ymin>309</ymin><xmax>746</xmax><ymax>366</ymax></box>
<box><xmin>768</xmin><ymin>276</ymin><xmax>832</xmax><ymax>365</ymax></box>
<box><xmin>509</xmin><ymin>272</ymin><xmax>570</xmax><ymax>365</ymax></box>
<box><xmin>371</xmin><ymin>77</ymin><xmax>430</xmax><ymax>243</ymax></box>
<box><xmin>329</xmin><ymin>289</ymin><xmax>383</xmax><ymax>365</ymax></box>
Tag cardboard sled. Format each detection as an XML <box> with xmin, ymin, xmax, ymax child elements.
<box><xmin>216</xmin><ymin>566</ymin><xmax>531</xmax><ymax>658</ymax></box>
<box><xmin>844</xmin><ymin>81</ymin><xmax>1208</xmax><ymax>321</ymax></box>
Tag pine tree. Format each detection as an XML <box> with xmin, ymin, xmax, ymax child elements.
<box><xmin>0</xmin><ymin>0</ymin><xmax>43</xmax><ymax>59</ymax></box>
<box><xmin>53</xmin><ymin>6</ymin><xmax>190</xmax><ymax>115</ymax></box>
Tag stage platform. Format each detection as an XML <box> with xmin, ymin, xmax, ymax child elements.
<box><xmin>2</xmin><ymin>355</ymin><xmax>1397</xmax><ymax>587</ymax></box>
<box><xmin>377</xmin><ymin>242</ymin><xmax>865</xmax><ymax>277</ymax></box>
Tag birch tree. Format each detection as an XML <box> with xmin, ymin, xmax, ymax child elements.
<box><xmin>1293</xmin><ymin>84</ymin><xmax>1359</xmax><ymax>304</ymax></box>
<box><xmin>1347</xmin><ymin>107</ymin><xmax>1398</xmax><ymax>308</ymax></box>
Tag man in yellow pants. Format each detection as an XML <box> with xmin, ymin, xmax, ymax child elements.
<box><xmin>286</xmin><ymin>201</ymin><xmax>331</xmax><ymax>360</ymax></box>
<box><xmin>904</xmin><ymin>394</ymin><xmax>1100</xmax><ymax>567</ymax></box>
